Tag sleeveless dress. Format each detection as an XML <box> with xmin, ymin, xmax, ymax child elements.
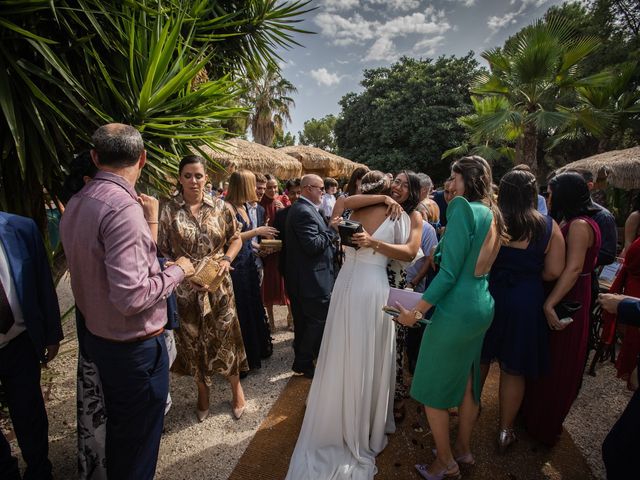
<box><xmin>522</xmin><ymin>216</ymin><xmax>601</xmax><ymax>446</ymax></box>
<box><xmin>260</xmin><ymin>195</ymin><xmax>289</xmax><ymax>306</ymax></box>
<box><xmin>285</xmin><ymin>214</ymin><xmax>410</xmax><ymax>480</ymax></box>
<box><xmin>230</xmin><ymin>208</ymin><xmax>272</xmax><ymax>370</ymax></box>
<box><xmin>481</xmin><ymin>216</ymin><xmax>553</xmax><ymax>377</ymax></box>
<box><xmin>411</xmin><ymin>196</ymin><xmax>494</xmax><ymax>408</ymax></box>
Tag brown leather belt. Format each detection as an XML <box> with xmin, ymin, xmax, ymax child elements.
<box><xmin>96</xmin><ymin>327</ymin><xmax>165</xmax><ymax>344</ymax></box>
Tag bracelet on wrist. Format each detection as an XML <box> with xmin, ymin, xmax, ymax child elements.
<box><xmin>147</xmin><ymin>220</ymin><xmax>159</xmax><ymax>224</ymax></box>
<box><xmin>221</xmin><ymin>255</ymin><xmax>232</xmax><ymax>263</ymax></box>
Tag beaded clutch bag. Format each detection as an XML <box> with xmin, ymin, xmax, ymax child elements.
<box><xmin>191</xmin><ymin>257</ymin><xmax>224</xmax><ymax>292</ymax></box>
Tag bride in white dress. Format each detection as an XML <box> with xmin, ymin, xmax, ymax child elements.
<box><xmin>285</xmin><ymin>171</ymin><xmax>422</xmax><ymax>480</ymax></box>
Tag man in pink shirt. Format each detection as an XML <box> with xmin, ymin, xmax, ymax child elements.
<box><xmin>60</xmin><ymin>124</ymin><xmax>194</xmax><ymax>479</ymax></box>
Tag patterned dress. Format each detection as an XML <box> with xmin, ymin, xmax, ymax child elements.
<box><xmin>158</xmin><ymin>195</ymin><xmax>248</xmax><ymax>383</ymax></box>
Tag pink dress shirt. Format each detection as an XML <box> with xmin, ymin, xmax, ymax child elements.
<box><xmin>60</xmin><ymin>171</ymin><xmax>184</xmax><ymax>341</ymax></box>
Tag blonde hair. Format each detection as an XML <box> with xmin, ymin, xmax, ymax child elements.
<box><xmin>226</xmin><ymin>170</ymin><xmax>258</xmax><ymax>205</ymax></box>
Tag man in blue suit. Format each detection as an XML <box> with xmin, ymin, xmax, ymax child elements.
<box><xmin>0</xmin><ymin>212</ymin><xmax>62</xmax><ymax>480</ymax></box>
<box><xmin>285</xmin><ymin>174</ymin><xmax>338</xmax><ymax>378</ymax></box>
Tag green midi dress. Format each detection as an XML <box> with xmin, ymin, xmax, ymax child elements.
<box><xmin>410</xmin><ymin>196</ymin><xmax>494</xmax><ymax>409</ymax></box>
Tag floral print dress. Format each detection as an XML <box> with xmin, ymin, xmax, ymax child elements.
<box><xmin>158</xmin><ymin>195</ymin><xmax>248</xmax><ymax>383</ymax></box>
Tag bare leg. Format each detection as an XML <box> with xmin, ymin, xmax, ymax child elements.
<box><xmin>498</xmin><ymin>371</ymin><xmax>524</xmax><ymax>430</ymax></box>
<box><xmin>266</xmin><ymin>304</ymin><xmax>276</xmax><ymax>331</ymax></box>
<box><xmin>196</xmin><ymin>380</ymin><xmax>209</xmax><ymax>411</ymax></box>
<box><xmin>228</xmin><ymin>374</ymin><xmax>245</xmax><ymax>409</ymax></box>
<box><xmin>454</xmin><ymin>374</ymin><xmax>478</xmax><ymax>457</ymax></box>
<box><xmin>425</xmin><ymin>406</ymin><xmax>455</xmax><ymax>474</ymax></box>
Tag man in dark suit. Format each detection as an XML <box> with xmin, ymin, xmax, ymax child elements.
<box><xmin>0</xmin><ymin>212</ymin><xmax>62</xmax><ymax>480</ymax></box>
<box><xmin>600</xmin><ymin>293</ymin><xmax>640</xmax><ymax>480</ymax></box>
<box><xmin>285</xmin><ymin>174</ymin><xmax>338</xmax><ymax>378</ymax></box>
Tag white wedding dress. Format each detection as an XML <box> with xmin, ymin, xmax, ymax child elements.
<box><xmin>285</xmin><ymin>213</ymin><xmax>411</xmax><ymax>480</ymax></box>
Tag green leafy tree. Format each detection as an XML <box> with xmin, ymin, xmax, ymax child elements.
<box><xmin>0</xmin><ymin>0</ymin><xmax>310</xmax><ymax>231</ymax></box>
<box><xmin>470</xmin><ymin>16</ymin><xmax>611</xmax><ymax>174</ymax></box>
<box><xmin>272</xmin><ymin>130</ymin><xmax>296</xmax><ymax>148</ymax></box>
<box><xmin>244</xmin><ymin>63</ymin><xmax>298</xmax><ymax>146</ymax></box>
<box><xmin>335</xmin><ymin>54</ymin><xmax>480</xmax><ymax>182</ymax></box>
<box><xmin>298</xmin><ymin>114</ymin><xmax>337</xmax><ymax>152</ymax></box>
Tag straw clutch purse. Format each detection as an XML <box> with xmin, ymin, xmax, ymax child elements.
<box><xmin>190</xmin><ymin>257</ymin><xmax>224</xmax><ymax>293</ymax></box>
<box><xmin>260</xmin><ymin>239</ymin><xmax>282</xmax><ymax>251</ymax></box>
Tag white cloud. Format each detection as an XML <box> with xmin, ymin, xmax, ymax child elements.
<box><xmin>366</xmin><ymin>0</ymin><xmax>420</xmax><ymax>11</ymax></box>
<box><xmin>487</xmin><ymin>0</ymin><xmax>549</xmax><ymax>34</ymax></box>
<box><xmin>322</xmin><ymin>0</ymin><xmax>359</xmax><ymax>11</ymax></box>
<box><xmin>314</xmin><ymin>12</ymin><xmax>377</xmax><ymax>46</ymax></box>
<box><xmin>316</xmin><ymin>9</ymin><xmax>451</xmax><ymax>63</ymax></box>
<box><xmin>447</xmin><ymin>0</ymin><xmax>476</xmax><ymax>6</ymax></box>
<box><xmin>310</xmin><ymin>68</ymin><xmax>342</xmax><ymax>86</ymax></box>
<box><xmin>487</xmin><ymin>12</ymin><xmax>519</xmax><ymax>32</ymax></box>
<box><xmin>413</xmin><ymin>35</ymin><xmax>446</xmax><ymax>56</ymax></box>
<box><xmin>364</xmin><ymin>37</ymin><xmax>398</xmax><ymax>62</ymax></box>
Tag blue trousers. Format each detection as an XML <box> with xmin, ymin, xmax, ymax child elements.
<box><xmin>84</xmin><ymin>332</ymin><xmax>168</xmax><ymax>480</ymax></box>
<box><xmin>0</xmin><ymin>332</ymin><xmax>52</xmax><ymax>480</ymax></box>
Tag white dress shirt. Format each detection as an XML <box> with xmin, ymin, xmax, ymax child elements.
<box><xmin>0</xmin><ymin>240</ymin><xmax>26</xmax><ymax>349</ymax></box>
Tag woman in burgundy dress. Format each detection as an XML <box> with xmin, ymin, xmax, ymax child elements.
<box><xmin>259</xmin><ymin>174</ymin><xmax>292</xmax><ymax>330</ymax></box>
<box><xmin>522</xmin><ymin>172</ymin><xmax>601</xmax><ymax>446</ymax></box>
<box><xmin>606</xmin><ymin>237</ymin><xmax>640</xmax><ymax>389</ymax></box>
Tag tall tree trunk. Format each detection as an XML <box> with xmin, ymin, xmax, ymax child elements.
<box><xmin>516</xmin><ymin>123</ymin><xmax>539</xmax><ymax>175</ymax></box>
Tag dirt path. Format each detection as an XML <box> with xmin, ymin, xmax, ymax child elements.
<box><xmin>3</xmin><ymin>275</ymin><xmax>633</xmax><ymax>479</ymax></box>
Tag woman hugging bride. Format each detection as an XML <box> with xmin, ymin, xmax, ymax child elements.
<box><xmin>285</xmin><ymin>170</ymin><xmax>422</xmax><ymax>480</ymax></box>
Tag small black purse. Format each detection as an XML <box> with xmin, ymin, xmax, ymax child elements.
<box><xmin>554</xmin><ymin>301</ymin><xmax>582</xmax><ymax>321</ymax></box>
<box><xmin>338</xmin><ymin>219</ymin><xmax>363</xmax><ymax>249</ymax></box>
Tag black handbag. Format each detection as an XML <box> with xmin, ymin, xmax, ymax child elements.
<box><xmin>338</xmin><ymin>219</ymin><xmax>363</xmax><ymax>249</ymax></box>
<box><xmin>554</xmin><ymin>301</ymin><xmax>582</xmax><ymax>321</ymax></box>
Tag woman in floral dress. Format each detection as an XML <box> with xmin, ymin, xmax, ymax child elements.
<box><xmin>159</xmin><ymin>155</ymin><xmax>249</xmax><ymax>421</ymax></box>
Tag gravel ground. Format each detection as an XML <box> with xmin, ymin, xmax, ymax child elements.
<box><xmin>3</xmin><ymin>274</ymin><xmax>635</xmax><ymax>479</ymax></box>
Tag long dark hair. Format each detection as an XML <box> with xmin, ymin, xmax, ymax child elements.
<box><xmin>498</xmin><ymin>169</ymin><xmax>546</xmax><ymax>242</ymax></box>
<box><xmin>548</xmin><ymin>172</ymin><xmax>599</xmax><ymax>222</ymax></box>
<box><xmin>398</xmin><ymin>170</ymin><xmax>421</xmax><ymax>214</ymax></box>
<box><xmin>451</xmin><ymin>156</ymin><xmax>509</xmax><ymax>243</ymax></box>
<box><xmin>345</xmin><ymin>166</ymin><xmax>369</xmax><ymax>196</ymax></box>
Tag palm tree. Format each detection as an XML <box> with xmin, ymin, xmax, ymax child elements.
<box><xmin>245</xmin><ymin>64</ymin><xmax>297</xmax><ymax>146</ymax></box>
<box><xmin>549</xmin><ymin>61</ymin><xmax>640</xmax><ymax>153</ymax></box>
<box><xmin>442</xmin><ymin>96</ymin><xmax>516</xmax><ymax>163</ymax></box>
<box><xmin>471</xmin><ymin>16</ymin><xmax>610</xmax><ymax>174</ymax></box>
<box><xmin>0</xmin><ymin>0</ymin><xmax>311</xmax><ymax>232</ymax></box>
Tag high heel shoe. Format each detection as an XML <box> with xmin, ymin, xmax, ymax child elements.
<box><xmin>231</xmin><ymin>401</ymin><xmax>245</xmax><ymax>420</ymax></box>
<box><xmin>498</xmin><ymin>428</ymin><xmax>516</xmax><ymax>453</ymax></box>
<box><xmin>196</xmin><ymin>408</ymin><xmax>209</xmax><ymax>422</ymax></box>
<box><xmin>431</xmin><ymin>449</ymin><xmax>475</xmax><ymax>466</ymax></box>
<box><xmin>415</xmin><ymin>461</ymin><xmax>461</xmax><ymax>480</ymax></box>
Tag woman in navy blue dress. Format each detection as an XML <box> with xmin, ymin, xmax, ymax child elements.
<box><xmin>480</xmin><ymin>168</ymin><xmax>565</xmax><ymax>452</ymax></box>
<box><xmin>226</xmin><ymin>170</ymin><xmax>276</xmax><ymax>371</ymax></box>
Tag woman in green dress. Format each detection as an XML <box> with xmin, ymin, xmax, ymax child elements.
<box><xmin>396</xmin><ymin>156</ymin><xmax>508</xmax><ymax>480</ymax></box>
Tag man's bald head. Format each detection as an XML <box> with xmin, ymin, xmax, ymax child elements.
<box><xmin>91</xmin><ymin>123</ymin><xmax>144</xmax><ymax>168</ymax></box>
<box><xmin>301</xmin><ymin>174</ymin><xmax>323</xmax><ymax>187</ymax></box>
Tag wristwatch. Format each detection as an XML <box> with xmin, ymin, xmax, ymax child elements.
<box><xmin>412</xmin><ymin>309</ymin><xmax>423</xmax><ymax>321</ymax></box>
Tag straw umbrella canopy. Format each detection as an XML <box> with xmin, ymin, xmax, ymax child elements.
<box><xmin>279</xmin><ymin>145</ymin><xmax>367</xmax><ymax>178</ymax></box>
<box><xmin>555</xmin><ymin>146</ymin><xmax>640</xmax><ymax>190</ymax></box>
<box><xmin>197</xmin><ymin>138</ymin><xmax>303</xmax><ymax>180</ymax></box>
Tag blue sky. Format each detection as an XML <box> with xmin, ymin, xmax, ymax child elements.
<box><xmin>274</xmin><ymin>0</ymin><xmax>569</xmax><ymax>138</ymax></box>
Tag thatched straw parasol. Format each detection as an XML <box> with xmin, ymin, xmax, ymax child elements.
<box><xmin>279</xmin><ymin>145</ymin><xmax>367</xmax><ymax>178</ymax></box>
<box><xmin>555</xmin><ymin>146</ymin><xmax>640</xmax><ymax>190</ymax></box>
<box><xmin>197</xmin><ymin>138</ymin><xmax>303</xmax><ymax>180</ymax></box>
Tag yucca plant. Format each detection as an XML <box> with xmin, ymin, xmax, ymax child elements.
<box><xmin>471</xmin><ymin>16</ymin><xmax>612</xmax><ymax>174</ymax></box>
<box><xmin>0</xmin><ymin>0</ymin><xmax>310</xmax><ymax>234</ymax></box>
